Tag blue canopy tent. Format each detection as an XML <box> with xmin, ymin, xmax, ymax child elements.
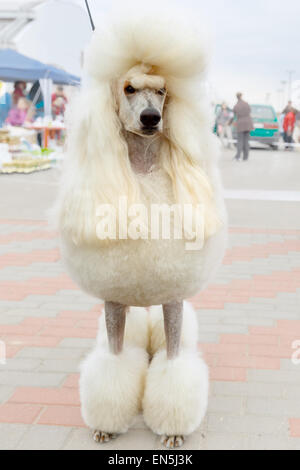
<box><xmin>0</xmin><ymin>48</ymin><xmax>80</xmax><ymax>124</ymax></box>
<box><xmin>0</xmin><ymin>48</ymin><xmax>80</xmax><ymax>85</ymax></box>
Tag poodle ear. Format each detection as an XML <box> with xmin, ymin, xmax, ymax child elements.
<box><xmin>162</xmin><ymin>91</ymin><xmax>222</xmax><ymax>239</ymax></box>
<box><xmin>52</xmin><ymin>82</ymin><xmax>137</xmax><ymax>245</ymax></box>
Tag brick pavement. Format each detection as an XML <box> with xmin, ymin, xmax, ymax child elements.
<box><xmin>0</xmin><ymin>219</ymin><xmax>299</xmax><ymax>450</ymax></box>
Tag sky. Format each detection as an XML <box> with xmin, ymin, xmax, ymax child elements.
<box><xmin>78</xmin><ymin>0</ymin><xmax>300</xmax><ymax>108</ymax></box>
<box><xmin>4</xmin><ymin>0</ymin><xmax>300</xmax><ymax>109</ymax></box>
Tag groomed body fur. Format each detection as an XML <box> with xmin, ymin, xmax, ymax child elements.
<box><xmin>53</xmin><ymin>7</ymin><xmax>227</xmax><ymax>308</ymax></box>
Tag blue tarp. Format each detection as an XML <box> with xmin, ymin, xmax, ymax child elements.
<box><xmin>0</xmin><ymin>48</ymin><xmax>80</xmax><ymax>85</ymax></box>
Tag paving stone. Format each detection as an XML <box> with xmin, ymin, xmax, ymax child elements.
<box><xmin>204</xmin><ymin>432</ymin><xmax>246</xmax><ymax>450</ymax></box>
<box><xmin>16</xmin><ymin>424</ymin><xmax>72</xmax><ymax>450</ymax></box>
<box><xmin>4</xmin><ymin>358</ymin><xmax>41</xmax><ymax>371</ymax></box>
<box><xmin>59</xmin><ymin>338</ymin><xmax>96</xmax><ymax>349</ymax></box>
<box><xmin>0</xmin><ymin>385</ymin><xmax>14</xmax><ymax>403</ymax></box>
<box><xmin>246</xmin><ymin>397</ymin><xmax>300</xmax><ymax>418</ymax></box>
<box><xmin>248</xmin><ymin>369</ymin><xmax>300</xmax><ymax>384</ymax></box>
<box><xmin>0</xmin><ymin>371</ymin><xmax>65</xmax><ymax>387</ymax></box>
<box><xmin>208</xmin><ymin>396</ymin><xmax>244</xmax><ymax>414</ymax></box>
<box><xmin>16</xmin><ymin>347</ymin><xmax>85</xmax><ymax>360</ymax></box>
<box><xmin>37</xmin><ymin>359</ymin><xmax>80</xmax><ymax>373</ymax></box>
<box><xmin>212</xmin><ymin>381</ymin><xmax>287</xmax><ymax>399</ymax></box>
<box><xmin>0</xmin><ymin>423</ymin><xmax>28</xmax><ymax>450</ymax></box>
<box><xmin>244</xmin><ymin>435</ymin><xmax>300</xmax><ymax>450</ymax></box>
<box><xmin>208</xmin><ymin>414</ymin><xmax>289</xmax><ymax>436</ymax></box>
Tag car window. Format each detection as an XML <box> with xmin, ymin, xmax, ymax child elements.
<box><xmin>251</xmin><ymin>105</ymin><xmax>276</xmax><ymax>120</ymax></box>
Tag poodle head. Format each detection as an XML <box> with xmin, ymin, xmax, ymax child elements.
<box><xmin>117</xmin><ymin>64</ymin><xmax>167</xmax><ymax>137</ymax></box>
<box><xmin>56</xmin><ymin>9</ymin><xmax>223</xmax><ymax>245</ymax></box>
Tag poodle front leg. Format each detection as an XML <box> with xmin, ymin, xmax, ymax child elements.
<box><xmin>163</xmin><ymin>301</ymin><xmax>183</xmax><ymax>359</ymax></box>
<box><xmin>105</xmin><ymin>301</ymin><xmax>127</xmax><ymax>355</ymax></box>
<box><xmin>92</xmin><ymin>301</ymin><xmax>126</xmax><ymax>443</ymax></box>
<box><xmin>162</xmin><ymin>301</ymin><xmax>184</xmax><ymax>448</ymax></box>
<box><xmin>79</xmin><ymin>301</ymin><xmax>148</xmax><ymax>443</ymax></box>
<box><xmin>143</xmin><ymin>301</ymin><xmax>209</xmax><ymax>448</ymax></box>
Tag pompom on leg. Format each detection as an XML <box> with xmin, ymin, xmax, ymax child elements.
<box><xmin>144</xmin><ymin>302</ymin><xmax>208</xmax><ymax>447</ymax></box>
<box><xmin>143</xmin><ymin>349</ymin><xmax>209</xmax><ymax>444</ymax></box>
<box><xmin>80</xmin><ymin>346</ymin><xmax>149</xmax><ymax>437</ymax></box>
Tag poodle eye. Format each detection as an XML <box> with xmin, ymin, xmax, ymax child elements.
<box><xmin>124</xmin><ymin>85</ymin><xmax>136</xmax><ymax>95</ymax></box>
<box><xmin>157</xmin><ymin>88</ymin><xmax>166</xmax><ymax>96</ymax></box>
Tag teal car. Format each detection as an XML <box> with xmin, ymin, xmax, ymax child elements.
<box><xmin>248</xmin><ymin>104</ymin><xmax>279</xmax><ymax>148</ymax></box>
<box><xmin>214</xmin><ymin>104</ymin><xmax>280</xmax><ymax>149</ymax></box>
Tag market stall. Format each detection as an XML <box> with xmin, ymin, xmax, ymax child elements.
<box><xmin>0</xmin><ymin>48</ymin><xmax>80</xmax><ymax>174</ymax></box>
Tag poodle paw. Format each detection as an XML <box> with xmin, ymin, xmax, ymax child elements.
<box><xmin>161</xmin><ymin>435</ymin><xmax>184</xmax><ymax>448</ymax></box>
<box><xmin>93</xmin><ymin>430</ymin><xmax>117</xmax><ymax>443</ymax></box>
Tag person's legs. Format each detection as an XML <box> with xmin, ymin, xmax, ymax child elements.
<box><xmin>283</xmin><ymin>132</ymin><xmax>288</xmax><ymax>150</ymax></box>
<box><xmin>243</xmin><ymin>131</ymin><xmax>250</xmax><ymax>160</ymax></box>
<box><xmin>225</xmin><ymin>125</ymin><xmax>233</xmax><ymax>149</ymax></box>
<box><xmin>235</xmin><ymin>132</ymin><xmax>243</xmax><ymax>160</ymax></box>
<box><xmin>287</xmin><ymin>134</ymin><xmax>293</xmax><ymax>151</ymax></box>
<box><xmin>218</xmin><ymin>125</ymin><xmax>225</xmax><ymax>148</ymax></box>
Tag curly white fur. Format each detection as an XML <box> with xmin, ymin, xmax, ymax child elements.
<box><xmin>143</xmin><ymin>349</ymin><xmax>209</xmax><ymax>437</ymax></box>
<box><xmin>80</xmin><ymin>346</ymin><xmax>148</xmax><ymax>434</ymax></box>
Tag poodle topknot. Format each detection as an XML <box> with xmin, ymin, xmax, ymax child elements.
<box><xmin>85</xmin><ymin>7</ymin><xmax>209</xmax><ymax>85</ymax></box>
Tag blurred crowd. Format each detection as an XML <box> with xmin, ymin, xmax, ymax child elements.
<box><xmin>0</xmin><ymin>81</ymin><xmax>68</xmax><ymax>128</ymax></box>
<box><xmin>216</xmin><ymin>94</ymin><xmax>300</xmax><ymax>158</ymax></box>
<box><xmin>216</xmin><ymin>93</ymin><xmax>253</xmax><ymax>161</ymax></box>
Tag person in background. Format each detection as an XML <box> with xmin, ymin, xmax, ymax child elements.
<box><xmin>233</xmin><ymin>92</ymin><xmax>254</xmax><ymax>161</ymax></box>
<box><xmin>282</xmin><ymin>100</ymin><xmax>294</xmax><ymax>114</ymax></box>
<box><xmin>283</xmin><ymin>110</ymin><xmax>296</xmax><ymax>150</ymax></box>
<box><xmin>12</xmin><ymin>81</ymin><xmax>27</xmax><ymax>106</ymax></box>
<box><xmin>216</xmin><ymin>102</ymin><xmax>234</xmax><ymax>149</ymax></box>
<box><xmin>52</xmin><ymin>86</ymin><xmax>68</xmax><ymax>118</ymax></box>
<box><xmin>28</xmin><ymin>81</ymin><xmax>44</xmax><ymax>119</ymax></box>
<box><xmin>28</xmin><ymin>81</ymin><xmax>44</xmax><ymax>146</ymax></box>
<box><xmin>0</xmin><ymin>88</ymin><xmax>12</xmax><ymax>127</ymax></box>
<box><xmin>295</xmin><ymin>110</ymin><xmax>300</xmax><ymax>145</ymax></box>
<box><xmin>5</xmin><ymin>97</ymin><xmax>32</xmax><ymax>127</ymax></box>
<box><xmin>279</xmin><ymin>112</ymin><xmax>285</xmax><ymax>142</ymax></box>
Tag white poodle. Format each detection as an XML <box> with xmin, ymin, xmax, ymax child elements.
<box><xmin>54</xmin><ymin>6</ymin><xmax>227</xmax><ymax>448</ymax></box>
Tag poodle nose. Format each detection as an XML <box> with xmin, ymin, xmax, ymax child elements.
<box><xmin>140</xmin><ymin>108</ymin><xmax>161</xmax><ymax>127</ymax></box>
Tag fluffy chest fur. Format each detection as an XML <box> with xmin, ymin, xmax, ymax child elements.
<box><xmin>61</xmin><ymin>167</ymin><xmax>227</xmax><ymax>306</ymax></box>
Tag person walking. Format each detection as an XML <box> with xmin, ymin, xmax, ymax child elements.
<box><xmin>216</xmin><ymin>102</ymin><xmax>234</xmax><ymax>149</ymax></box>
<box><xmin>233</xmin><ymin>92</ymin><xmax>253</xmax><ymax>161</ymax></box>
<box><xmin>283</xmin><ymin>110</ymin><xmax>296</xmax><ymax>150</ymax></box>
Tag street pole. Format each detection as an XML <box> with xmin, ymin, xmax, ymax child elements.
<box><xmin>287</xmin><ymin>70</ymin><xmax>295</xmax><ymax>101</ymax></box>
<box><xmin>281</xmin><ymin>80</ymin><xmax>287</xmax><ymax>106</ymax></box>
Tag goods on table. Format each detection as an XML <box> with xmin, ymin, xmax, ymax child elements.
<box><xmin>1</xmin><ymin>155</ymin><xmax>52</xmax><ymax>174</ymax></box>
<box><xmin>0</xmin><ymin>126</ymin><xmax>55</xmax><ymax>174</ymax></box>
